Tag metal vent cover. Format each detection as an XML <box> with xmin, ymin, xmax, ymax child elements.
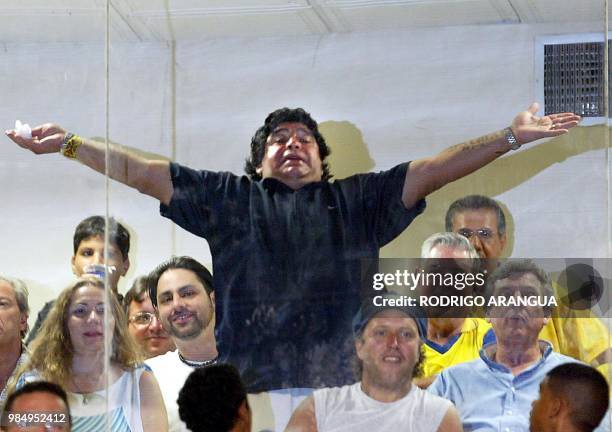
<box><xmin>543</xmin><ymin>41</ymin><xmax>606</xmax><ymax>117</ymax></box>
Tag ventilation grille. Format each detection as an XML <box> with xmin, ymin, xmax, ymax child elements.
<box><xmin>544</xmin><ymin>42</ymin><xmax>606</xmax><ymax>117</ymax></box>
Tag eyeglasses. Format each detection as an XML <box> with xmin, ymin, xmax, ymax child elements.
<box><xmin>128</xmin><ymin>312</ymin><xmax>157</xmax><ymax>326</ymax></box>
<box><xmin>457</xmin><ymin>228</ymin><xmax>496</xmax><ymax>241</ymax></box>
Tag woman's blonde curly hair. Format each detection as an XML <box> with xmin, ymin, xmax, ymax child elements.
<box><xmin>19</xmin><ymin>276</ymin><xmax>143</xmax><ymax>388</ymax></box>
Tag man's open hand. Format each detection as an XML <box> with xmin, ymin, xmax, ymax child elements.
<box><xmin>5</xmin><ymin>123</ymin><xmax>66</xmax><ymax>154</ymax></box>
<box><xmin>511</xmin><ymin>102</ymin><xmax>581</xmax><ymax>145</ymax></box>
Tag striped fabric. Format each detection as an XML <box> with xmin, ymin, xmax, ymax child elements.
<box><xmin>72</xmin><ymin>406</ymin><xmax>132</xmax><ymax>432</ymax></box>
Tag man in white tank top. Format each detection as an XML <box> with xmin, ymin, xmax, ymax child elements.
<box><xmin>285</xmin><ymin>294</ymin><xmax>462</xmax><ymax>432</ymax></box>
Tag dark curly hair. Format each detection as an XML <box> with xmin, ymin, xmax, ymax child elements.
<box><xmin>244</xmin><ymin>107</ymin><xmax>332</xmax><ymax>181</ymax></box>
<box><xmin>178</xmin><ymin>364</ymin><xmax>248</xmax><ymax>432</ymax></box>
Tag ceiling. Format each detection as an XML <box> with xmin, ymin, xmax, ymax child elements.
<box><xmin>0</xmin><ymin>0</ymin><xmax>606</xmax><ymax>43</ymax></box>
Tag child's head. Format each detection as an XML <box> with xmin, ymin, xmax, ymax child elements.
<box><xmin>71</xmin><ymin>216</ymin><xmax>130</xmax><ymax>290</ymax></box>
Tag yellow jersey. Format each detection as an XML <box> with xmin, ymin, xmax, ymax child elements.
<box><xmin>422</xmin><ymin>318</ymin><xmax>494</xmax><ymax>378</ymax></box>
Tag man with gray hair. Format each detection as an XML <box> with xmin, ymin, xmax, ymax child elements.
<box><xmin>416</xmin><ymin>232</ymin><xmax>495</xmax><ymax>388</ymax></box>
<box><xmin>0</xmin><ymin>277</ymin><xmax>29</xmax><ymax>413</ymax></box>
<box><xmin>445</xmin><ymin>195</ymin><xmax>612</xmax><ymax>378</ymax></box>
<box><xmin>428</xmin><ymin>260</ymin><xmax>599</xmax><ymax>431</ymax></box>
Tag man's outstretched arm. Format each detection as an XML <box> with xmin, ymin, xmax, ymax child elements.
<box><xmin>401</xmin><ymin>103</ymin><xmax>581</xmax><ymax>209</ymax></box>
<box><xmin>5</xmin><ymin>124</ymin><xmax>173</xmax><ymax>205</ymax></box>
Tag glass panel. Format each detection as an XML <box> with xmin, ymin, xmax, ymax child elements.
<box><xmin>0</xmin><ymin>0</ymin><xmax>112</xmax><ymax>430</ymax></box>
<box><xmin>100</xmin><ymin>0</ymin><xmax>607</xmax><ymax>431</ymax></box>
<box><xmin>605</xmin><ymin>3</ymin><xmax>612</xmax><ymax>429</ymax></box>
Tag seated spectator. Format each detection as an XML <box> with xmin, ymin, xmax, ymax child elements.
<box><xmin>146</xmin><ymin>256</ymin><xmax>218</xmax><ymax>432</ymax></box>
<box><xmin>178</xmin><ymin>364</ymin><xmax>251</xmax><ymax>432</ymax></box>
<box><xmin>1</xmin><ymin>380</ymin><xmax>71</xmax><ymax>431</ymax></box>
<box><xmin>530</xmin><ymin>363</ymin><xmax>609</xmax><ymax>432</ymax></box>
<box><xmin>124</xmin><ymin>276</ymin><xmax>175</xmax><ymax>359</ymax></box>
<box><xmin>446</xmin><ymin>195</ymin><xmax>612</xmax><ymax>375</ymax></box>
<box><xmin>428</xmin><ymin>260</ymin><xmax>598</xmax><ymax>431</ymax></box>
<box><xmin>0</xmin><ymin>277</ymin><xmax>29</xmax><ymax>414</ymax></box>
<box><xmin>415</xmin><ymin>233</ymin><xmax>494</xmax><ymax>389</ymax></box>
<box><xmin>15</xmin><ymin>277</ymin><xmax>167</xmax><ymax>432</ymax></box>
<box><xmin>285</xmin><ymin>294</ymin><xmax>462</xmax><ymax>432</ymax></box>
<box><xmin>27</xmin><ymin>215</ymin><xmax>131</xmax><ymax>345</ymax></box>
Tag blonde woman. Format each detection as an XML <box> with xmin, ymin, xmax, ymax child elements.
<box><xmin>15</xmin><ymin>276</ymin><xmax>167</xmax><ymax>432</ymax></box>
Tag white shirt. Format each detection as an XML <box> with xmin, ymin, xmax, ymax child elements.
<box><xmin>147</xmin><ymin>350</ymin><xmax>193</xmax><ymax>432</ymax></box>
<box><xmin>314</xmin><ymin>382</ymin><xmax>452</xmax><ymax>432</ymax></box>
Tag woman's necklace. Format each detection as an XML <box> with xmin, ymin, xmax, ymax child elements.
<box><xmin>71</xmin><ymin>375</ymin><xmax>99</xmax><ymax>405</ymax></box>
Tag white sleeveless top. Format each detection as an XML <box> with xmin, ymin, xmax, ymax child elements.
<box><xmin>19</xmin><ymin>366</ymin><xmax>146</xmax><ymax>432</ymax></box>
<box><xmin>313</xmin><ymin>382</ymin><xmax>452</xmax><ymax>432</ymax></box>
<box><xmin>67</xmin><ymin>367</ymin><xmax>145</xmax><ymax>432</ymax></box>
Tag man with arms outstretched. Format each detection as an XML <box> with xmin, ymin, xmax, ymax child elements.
<box><xmin>5</xmin><ymin>104</ymin><xmax>580</xmax><ymax>392</ymax></box>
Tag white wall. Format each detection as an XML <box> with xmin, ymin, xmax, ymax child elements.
<box><xmin>1</xmin><ymin>21</ymin><xmax>608</xmax><ymax>328</ymax></box>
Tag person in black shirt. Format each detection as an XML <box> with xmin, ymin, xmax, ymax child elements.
<box><xmin>7</xmin><ymin>104</ymin><xmax>580</xmax><ymax>391</ymax></box>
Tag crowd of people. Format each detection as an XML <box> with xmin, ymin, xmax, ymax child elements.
<box><xmin>1</xmin><ymin>105</ymin><xmax>610</xmax><ymax>432</ymax></box>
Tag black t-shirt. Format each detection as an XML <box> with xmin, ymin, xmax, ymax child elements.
<box><xmin>161</xmin><ymin>162</ymin><xmax>425</xmax><ymax>391</ymax></box>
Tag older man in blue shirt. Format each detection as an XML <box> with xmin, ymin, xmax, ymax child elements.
<box><xmin>428</xmin><ymin>260</ymin><xmax>592</xmax><ymax>432</ymax></box>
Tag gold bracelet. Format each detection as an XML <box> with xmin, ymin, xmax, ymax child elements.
<box><xmin>60</xmin><ymin>132</ymin><xmax>82</xmax><ymax>159</ymax></box>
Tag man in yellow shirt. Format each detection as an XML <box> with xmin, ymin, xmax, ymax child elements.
<box><xmin>415</xmin><ymin>232</ymin><xmax>494</xmax><ymax>388</ymax></box>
